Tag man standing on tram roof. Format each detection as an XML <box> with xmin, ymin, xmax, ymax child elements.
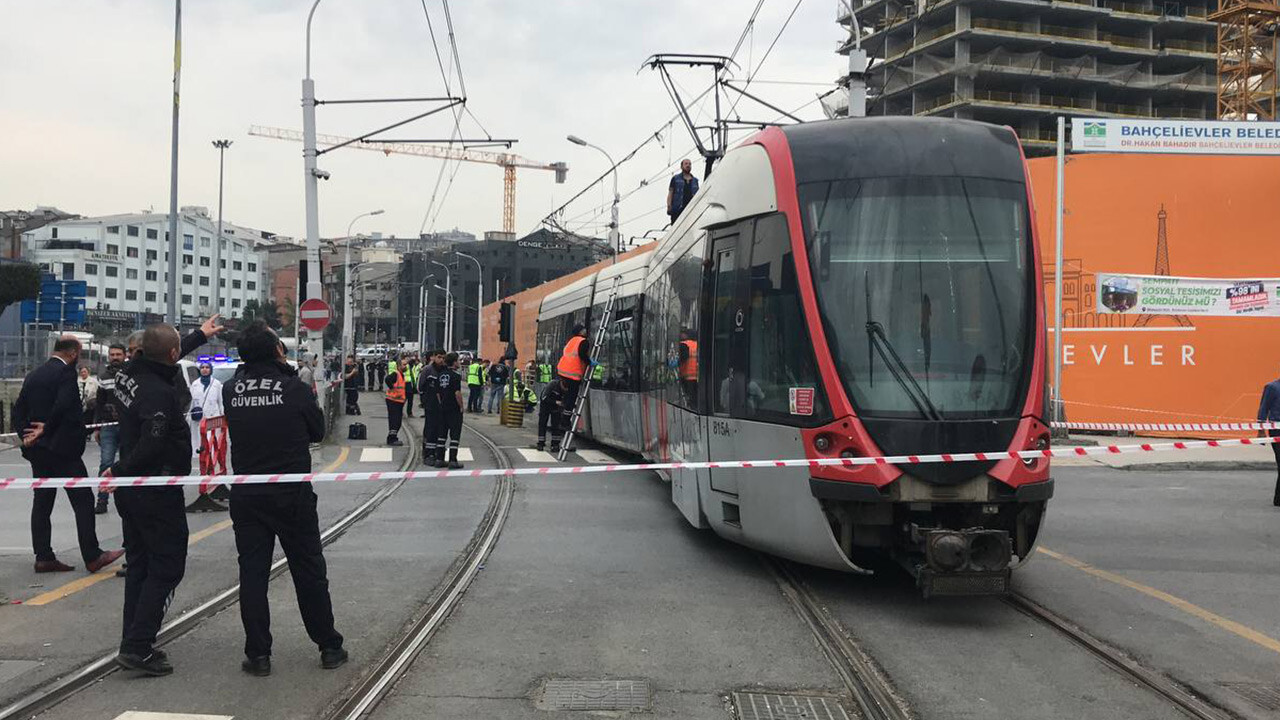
<box><xmin>666</xmin><ymin>158</ymin><xmax>699</xmax><ymax>224</ymax></box>
<box><xmin>222</xmin><ymin>321</ymin><xmax>347</xmax><ymax>677</ymax></box>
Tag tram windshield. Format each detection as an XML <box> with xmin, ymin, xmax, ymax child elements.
<box><xmin>801</xmin><ymin>176</ymin><xmax>1032</xmax><ymax>420</ymax></box>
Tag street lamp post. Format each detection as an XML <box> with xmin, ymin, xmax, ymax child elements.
<box><xmin>211</xmin><ymin>139</ymin><xmax>232</xmax><ymax>310</ymax></box>
<box><xmin>431</xmin><ymin>284</ymin><xmax>452</xmax><ymax>351</ymax></box>
<box><xmin>429</xmin><ymin>260</ymin><xmax>452</xmax><ymax>349</ymax></box>
<box><xmin>567</xmin><ymin>134</ymin><xmax>621</xmax><ymax>259</ymax></box>
<box><xmin>417</xmin><ymin>273</ymin><xmax>440</xmax><ymax>349</ymax></box>
<box><xmin>453</xmin><ymin>251</ymin><xmax>482</xmax><ymax>355</ymax></box>
<box><xmin>342</xmin><ymin>210</ymin><xmax>384</xmax><ymax>359</ymax></box>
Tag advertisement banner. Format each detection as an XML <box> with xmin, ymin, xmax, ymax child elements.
<box><xmin>1071</xmin><ymin>118</ymin><xmax>1280</xmax><ymax>155</ymax></box>
<box><xmin>1097</xmin><ymin>273</ymin><xmax>1280</xmax><ymax>317</ymax></box>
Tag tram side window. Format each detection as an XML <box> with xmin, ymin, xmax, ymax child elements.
<box><xmin>743</xmin><ymin>213</ymin><xmax>829</xmax><ymax>423</ymax></box>
<box><xmin>666</xmin><ymin>245</ymin><xmax>705</xmax><ymax>411</ymax></box>
<box><xmin>595</xmin><ymin>297</ymin><xmax>636</xmax><ymax>391</ymax></box>
<box><xmin>641</xmin><ymin>271</ymin><xmax>671</xmax><ymax>394</ymax></box>
<box><xmin>535</xmin><ymin>316</ymin><xmax>562</xmax><ymax>368</ymax></box>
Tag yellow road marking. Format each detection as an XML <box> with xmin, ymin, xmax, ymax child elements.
<box><xmin>186</xmin><ymin>518</ymin><xmax>234</xmax><ymax>545</ymax></box>
<box><xmin>1038</xmin><ymin>546</ymin><xmax>1280</xmax><ymax>656</ymax></box>
<box><xmin>323</xmin><ymin>446</ymin><xmax>351</xmax><ymax>474</ymax></box>
<box><xmin>25</xmin><ymin>446</ymin><xmax>352</xmax><ymax>607</ymax></box>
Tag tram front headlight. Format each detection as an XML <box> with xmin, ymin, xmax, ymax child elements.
<box><xmin>1023</xmin><ymin>433</ymin><xmax>1050</xmax><ymax>467</ymax></box>
<box><xmin>813</xmin><ymin>434</ymin><xmax>832</xmax><ymax>453</ymax></box>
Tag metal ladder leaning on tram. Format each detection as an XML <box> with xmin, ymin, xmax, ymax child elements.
<box><xmin>557</xmin><ymin>276</ymin><xmax>622</xmax><ymax>461</ymax></box>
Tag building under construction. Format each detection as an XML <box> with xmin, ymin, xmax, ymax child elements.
<box><xmin>840</xmin><ymin>0</ymin><xmax>1219</xmax><ymax>152</ymax></box>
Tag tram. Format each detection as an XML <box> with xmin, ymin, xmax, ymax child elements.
<box><xmin>537</xmin><ymin>117</ymin><xmax>1050</xmax><ymax>596</ymax></box>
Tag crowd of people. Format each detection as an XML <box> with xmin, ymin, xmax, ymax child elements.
<box><xmin>12</xmin><ymin>317</ymin><xmax>347</xmax><ymax>678</ymax></box>
<box><xmin>8</xmin><ymin>315</ymin><xmax>603</xmax><ymax>679</ymax></box>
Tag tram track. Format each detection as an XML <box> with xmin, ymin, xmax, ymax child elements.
<box><xmin>764</xmin><ymin>557</ymin><xmax>915</xmax><ymax>720</ymax></box>
<box><xmin>1003</xmin><ymin>591</ymin><xmax>1235</xmax><ymax>720</ymax></box>
<box><xmin>322</xmin><ymin>420</ymin><xmax>514</xmax><ymax>720</ymax></box>
<box><xmin>0</xmin><ymin>422</ymin><xmax>420</xmax><ymax>720</ymax></box>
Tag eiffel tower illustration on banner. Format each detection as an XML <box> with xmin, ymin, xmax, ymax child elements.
<box><xmin>1133</xmin><ymin>205</ymin><xmax>1194</xmax><ymax>328</ymax></box>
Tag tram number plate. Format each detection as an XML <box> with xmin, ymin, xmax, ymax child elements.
<box><xmin>789</xmin><ymin>387</ymin><xmax>815</xmax><ymax>416</ymax></box>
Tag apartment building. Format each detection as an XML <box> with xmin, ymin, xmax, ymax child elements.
<box><xmin>840</xmin><ymin>0</ymin><xmax>1217</xmax><ymax>152</ymax></box>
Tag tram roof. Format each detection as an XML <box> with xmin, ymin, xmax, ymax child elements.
<box><xmin>780</xmin><ymin>117</ymin><xmax>1025</xmax><ymax>186</ymax></box>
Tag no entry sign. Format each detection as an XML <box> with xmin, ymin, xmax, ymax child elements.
<box><xmin>299</xmin><ymin>298</ymin><xmax>332</xmax><ymax>331</ymax></box>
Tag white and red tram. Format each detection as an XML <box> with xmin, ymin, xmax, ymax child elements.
<box><xmin>537</xmin><ymin>117</ymin><xmax>1051</xmax><ymax>596</ymax></box>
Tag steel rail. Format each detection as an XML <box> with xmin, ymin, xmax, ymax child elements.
<box><xmin>1004</xmin><ymin>592</ymin><xmax>1233</xmax><ymax>720</ymax></box>
<box><xmin>764</xmin><ymin>558</ymin><xmax>914</xmax><ymax>720</ymax></box>
<box><xmin>0</xmin><ymin>423</ymin><xmax>421</xmax><ymax>720</ymax></box>
<box><xmin>323</xmin><ymin>420</ymin><xmax>514</xmax><ymax>720</ymax></box>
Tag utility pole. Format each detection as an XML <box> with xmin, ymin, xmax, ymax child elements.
<box><xmin>302</xmin><ymin>0</ymin><xmax>325</xmax><ymax>413</ymax></box>
<box><xmin>1053</xmin><ymin>115</ymin><xmax>1066</xmax><ymax>431</ymax></box>
<box><xmin>165</xmin><ymin>0</ymin><xmax>182</xmax><ymax>325</ymax></box>
<box><xmin>212</xmin><ymin>139</ymin><xmax>232</xmax><ymax>310</ymax></box>
<box><xmin>842</xmin><ymin>0</ymin><xmax>868</xmax><ymax>118</ymax></box>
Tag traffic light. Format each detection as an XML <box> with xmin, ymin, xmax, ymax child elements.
<box><xmin>498</xmin><ymin>302</ymin><xmax>515</xmax><ymax>342</ymax></box>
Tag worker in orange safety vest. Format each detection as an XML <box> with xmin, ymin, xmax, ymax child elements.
<box><xmin>555</xmin><ymin>324</ymin><xmax>592</xmax><ymax>430</ymax></box>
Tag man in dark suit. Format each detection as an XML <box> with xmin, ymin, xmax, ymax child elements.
<box><xmin>13</xmin><ymin>336</ymin><xmax>123</xmax><ymax>573</ymax></box>
<box><xmin>1259</xmin><ymin>375</ymin><xmax>1280</xmax><ymax>506</ymax></box>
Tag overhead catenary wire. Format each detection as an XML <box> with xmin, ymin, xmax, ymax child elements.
<box><xmin>417</xmin><ymin>0</ymin><xmax>467</xmax><ymax>234</ymax></box>
<box><xmin>726</xmin><ymin>0</ymin><xmax>806</xmax><ymax>121</ymax></box>
<box><xmin>535</xmin><ymin>84</ymin><xmax>713</xmax><ymax>231</ymax></box>
<box><xmin>542</xmin><ymin>0</ymin><xmax>821</xmax><ymax>240</ymax></box>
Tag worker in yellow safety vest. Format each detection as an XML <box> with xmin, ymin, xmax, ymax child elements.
<box><xmin>384</xmin><ymin>358</ymin><xmax>407</xmax><ymax>447</ymax></box>
<box><xmin>403</xmin><ymin>355</ymin><xmax>421</xmax><ymax>418</ymax></box>
<box><xmin>465</xmin><ymin>357</ymin><xmax>485</xmax><ymax>413</ymax></box>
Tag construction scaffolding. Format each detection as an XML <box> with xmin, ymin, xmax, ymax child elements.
<box><xmin>1212</xmin><ymin>0</ymin><xmax>1280</xmax><ymax>119</ymax></box>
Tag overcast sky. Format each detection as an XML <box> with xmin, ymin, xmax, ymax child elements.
<box><xmin>2</xmin><ymin>0</ymin><xmax>846</xmax><ymax>242</ymax></box>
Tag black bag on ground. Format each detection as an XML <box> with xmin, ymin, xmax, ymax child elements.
<box><xmin>347</xmin><ymin>422</ymin><xmax>367</xmax><ymax>440</ymax></box>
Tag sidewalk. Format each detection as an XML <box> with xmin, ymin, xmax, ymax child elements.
<box><xmin>1054</xmin><ymin>432</ymin><xmax>1276</xmax><ymax>470</ymax></box>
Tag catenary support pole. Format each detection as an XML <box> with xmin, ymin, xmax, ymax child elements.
<box><xmin>165</xmin><ymin>0</ymin><xmax>182</xmax><ymax>325</ymax></box>
<box><xmin>301</xmin><ymin>0</ymin><xmax>325</xmax><ymax>414</ymax></box>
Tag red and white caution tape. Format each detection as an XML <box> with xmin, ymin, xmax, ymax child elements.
<box><xmin>1053</xmin><ymin>421</ymin><xmax>1279</xmax><ymax>432</ymax></box>
<box><xmin>0</xmin><ymin>436</ymin><xmax>1273</xmax><ymax>491</ymax></box>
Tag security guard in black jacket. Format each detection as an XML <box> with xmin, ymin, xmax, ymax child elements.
<box><xmin>536</xmin><ymin>376</ymin><xmax>569</xmax><ymax>453</ymax></box>
<box><xmin>106</xmin><ymin>325</ymin><xmax>195</xmax><ymax>677</ymax></box>
<box><xmin>418</xmin><ymin>349</ymin><xmax>442</xmax><ymax>465</ymax></box>
<box><xmin>223</xmin><ymin>322</ymin><xmax>346</xmax><ymax>677</ymax></box>
<box><xmin>436</xmin><ymin>352</ymin><xmax>464</xmax><ymax>469</ymax></box>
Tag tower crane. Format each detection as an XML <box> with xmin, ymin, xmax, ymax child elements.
<box><xmin>248</xmin><ymin>125</ymin><xmax>568</xmax><ymax>234</ymax></box>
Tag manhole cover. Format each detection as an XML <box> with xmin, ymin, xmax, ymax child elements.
<box><xmin>536</xmin><ymin>679</ymin><xmax>651</xmax><ymax>712</ymax></box>
<box><xmin>1218</xmin><ymin>681</ymin><xmax>1280</xmax><ymax>711</ymax></box>
<box><xmin>733</xmin><ymin>692</ymin><xmax>851</xmax><ymax>720</ymax></box>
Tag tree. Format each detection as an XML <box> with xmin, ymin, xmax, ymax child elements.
<box><xmin>262</xmin><ymin>299</ymin><xmax>282</xmax><ymax>331</ymax></box>
<box><xmin>0</xmin><ymin>262</ymin><xmax>41</xmax><ymax>316</ymax></box>
<box><xmin>241</xmin><ymin>298</ymin><xmax>262</xmax><ymax>325</ymax></box>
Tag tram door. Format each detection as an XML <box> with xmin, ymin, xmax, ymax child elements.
<box><xmin>706</xmin><ymin>228</ymin><xmax>747</xmax><ymax>497</ymax></box>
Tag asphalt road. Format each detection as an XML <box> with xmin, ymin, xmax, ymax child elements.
<box><xmin>0</xmin><ymin>393</ymin><xmax>419</xmax><ymax>715</ymax></box>
<box><xmin>2</xmin><ymin>399</ymin><xmax>1277</xmax><ymax>719</ymax></box>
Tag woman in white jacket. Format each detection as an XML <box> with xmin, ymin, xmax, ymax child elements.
<box><xmin>188</xmin><ymin>361</ymin><xmax>225</xmax><ymax>455</ymax></box>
